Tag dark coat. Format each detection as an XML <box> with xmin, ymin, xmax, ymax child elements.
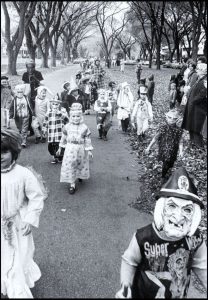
<box><xmin>181</xmin><ymin>75</ymin><xmax>207</xmax><ymax>133</ymax></box>
<box><xmin>63</xmin><ymin>92</ymin><xmax>84</xmax><ymax>113</ymax></box>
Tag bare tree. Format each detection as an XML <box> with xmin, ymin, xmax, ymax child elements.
<box><xmin>128</xmin><ymin>3</ymin><xmax>155</xmax><ymax>68</ymax></box>
<box><xmin>2</xmin><ymin>1</ymin><xmax>36</xmax><ymax>75</ymax></box>
<box><xmin>163</xmin><ymin>2</ymin><xmax>192</xmax><ymax>62</ymax></box>
<box><xmin>116</xmin><ymin>31</ymin><xmax>136</xmax><ymax>60</ymax></box>
<box><xmin>95</xmin><ymin>2</ymin><xmax>129</xmax><ymax>68</ymax></box>
<box><xmin>184</xmin><ymin>1</ymin><xmax>206</xmax><ymax>61</ymax></box>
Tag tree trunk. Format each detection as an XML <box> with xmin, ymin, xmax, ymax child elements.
<box><xmin>25</xmin><ymin>27</ymin><xmax>36</xmax><ymax>60</ymax></box>
<box><xmin>192</xmin><ymin>42</ymin><xmax>198</xmax><ymax>62</ymax></box>
<box><xmin>61</xmin><ymin>37</ymin><xmax>66</xmax><ymax>65</ymax></box>
<box><xmin>203</xmin><ymin>38</ymin><xmax>207</xmax><ymax>57</ymax></box>
<box><xmin>41</xmin><ymin>38</ymin><xmax>49</xmax><ymax>68</ymax></box>
<box><xmin>50</xmin><ymin>48</ymin><xmax>56</xmax><ymax>67</ymax></box>
<box><xmin>148</xmin><ymin>51</ymin><xmax>153</xmax><ymax>68</ymax></box>
<box><xmin>156</xmin><ymin>42</ymin><xmax>161</xmax><ymax>70</ymax></box>
<box><xmin>7</xmin><ymin>46</ymin><xmax>18</xmax><ymax>75</ymax></box>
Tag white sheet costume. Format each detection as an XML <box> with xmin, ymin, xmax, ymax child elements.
<box><xmin>1</xmin><ymin>164</ymin><xmax>47</xmax><ymax>298</ymax></box>
<box><xmin>131</xmin><ymin>97</ymin><xmax>153</xmax><ymax>135</ymax></box>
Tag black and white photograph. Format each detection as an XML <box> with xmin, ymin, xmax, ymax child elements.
<box><xmin>1</xmin><ymin>1</ymin><xmax>207</xmax><ymax>298</ymax></box>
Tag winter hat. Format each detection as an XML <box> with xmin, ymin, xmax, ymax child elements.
<box><xmin>140</xmin><ymin>78</ymin><xmax>146</xmax><ymax>85</ymax></box>
<box><xmin>157</xmin><ymin>167</ymin><xmax>204</xmax><ymax>208</ymax></box>
<box><xmin>50</xmin><ymin>93</ymin><xmax>61</xmax><ymax>103</ymax></box>
<box><xmin>36</xmin><ymin>86</ymin><xmax>53</xmax><ymax>96</ymax></box>
<box><xmin>1</xmin><ymin>128</ymin><xmax>22</xmax><ymax>154</ymax></box>
<box><xmin>109</xmin><ymin>81</ymin><xmax>116</xmax><ymax>87</ymax></box>
<box><xmin>1</xmin><ymin>75</ymin><xmax>9</xmax><ymax>80</ymax></box>
<box><xmin>62</xmin><ymin>81</ymin><xmax>70</xmax><ymax>90</ymax></box>
<box><xmin>140</xmin><ymin>86</ymin><xmax>147</xmax><ymax>94</ymax></box>
<box><xmin>148</xmin><ymin>74</ymin><xmax>154</xmax><ymax>80</ymax></box>
<box><xmin>70</xmin><ymin>103</ymin><xmax>83</xmax><ymax>115</ymax></box>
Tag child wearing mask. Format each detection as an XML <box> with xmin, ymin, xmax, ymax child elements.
<box><xmin>131</xmin><ymin>86</ymin><xmax>153</xmax><ymax>141</ymax></box>
<box><xmin>107</xmin><ymin>81</ymin><xmax>118</xmax><ymax>122</ymax></box>
<box><xmin>1</xmin><ymin>75</ymin><xmax>14</xmax><ymax>129</ymax></box>
<box><xmin>169</xmin><ymin>82</ymin><xmax>177</xmax><ymax>109</ymax></box>
<box><xmin>145</xmin><ymin>109</ymin><xmax>184</xmax><ymax>178</ymax></box>
<box><xmin>56</xmin><ymin>103</ymin><xmax>93</xmax><ymax>194</ymax></box>
<box><xmin>42</xmin><ymin>96</ymin><xmax>69</xmax><ymax>164</ymax></box>
<box><xmin>117</xmin><ymin>82</ymin><xmax>134</xmax><ymax>133</ymax></box>
<box><xmin>94</xmin><ymin>89</ymin><xmax>112</xmax><ymax>141</ymax></box>
<box><xmin>32</xmin><ymin>86</ymin><xmax>53</xmax><ymax>144</ymax></box>
<box><xmin>9</xmin><ymin>84</ymin><xmax>34</xmax><ymax>148</ymax></box>
<box><xmin>146</xmin><ymin>74</ymin><xmax>155</xmax><ymax>105</ymax></box>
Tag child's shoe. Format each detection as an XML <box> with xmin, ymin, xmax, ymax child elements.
<box><xmin>41</xmin><ymin>137</ymin><xmax>47</xmax><ymax>143</ymax></box>
<box><xmin>35</xmin><ymin>137</ymin><xmax>41</xmax><ymax>144</ymax></box>
<box><xmin>69</xmin><ymin>185</ymin><xmax>76</xmax><ymax>194</ymax></box>
<box><xmin>51</xmin><ymin>158</ymin><xmax>58</xmax><ymax>164</ymax></box>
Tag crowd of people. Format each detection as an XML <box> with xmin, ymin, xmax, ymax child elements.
<box><xmin>1</xmin><ymin>55</ymin><xmax>207</xmax><ymax>298</ymax></box>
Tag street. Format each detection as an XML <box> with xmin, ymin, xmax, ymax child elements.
<box><xmin>16</xmin><ymin>65</ymin><xmax>152</xmax><ymax>298</ymax></box>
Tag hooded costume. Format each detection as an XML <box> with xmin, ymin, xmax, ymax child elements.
<box><xmin>117</xmin><ymin>82</ymin><xmax>134</xmax><ymax>132</ymax></box>
<box><xmin>116</xmin><ymin>167</ymin><xmax>206</xmax><ymax>299</ymax></box>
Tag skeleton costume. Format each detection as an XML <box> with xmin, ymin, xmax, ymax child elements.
<box><xmin>94</xmin><ymin>89</ymin><xmax>112</xmax><ymax>140</ymax></box>
<box><xmin>116</xmin><ymin>167</ymin><xmax>207</xmax><ymax>299</ymax></box>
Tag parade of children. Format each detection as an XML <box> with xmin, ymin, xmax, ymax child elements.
<box><xmin>1</xmin><ymin>54</ymin><xmax>207</xmax><ymax>299</ymax></box>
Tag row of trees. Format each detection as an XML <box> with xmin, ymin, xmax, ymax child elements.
<box><xmin>2</xmin><ymin>1</ymin><xmax>98</xmax><ymax>74</ymax></box>
<box><xmin>2</xmin><ymin>1</ymin><xmax>207</xmax><ymax>74</ymax></box>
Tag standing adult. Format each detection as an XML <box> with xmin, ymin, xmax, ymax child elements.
<box><xmin>181</xmin><ymin>62</ymin><xmax>207</xmax><ymax>148</ymax></box>
<box><xmin>135</xmin><ymin>59</ymin><xmax>142</xmax><ymax>84</ymax></box>
<box><xmin>120</xmin><ymin>58</ymin><xmax>125</xmax><ymax>73</ymax></box>
<box><xmin>22</xmin><ymin>59</ymin><xmax>44</xmax><ymax>135</ymax></box>
<box><xmin>92</xmin><ymin>59</ymin><xmax>106</xmax><ymax>89</ymax></box>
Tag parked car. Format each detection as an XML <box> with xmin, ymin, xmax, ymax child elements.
<box><xmin>73</xmin><ymin>58</ymin><xmax>85</xmax><ymax>64</ymax></box>
<box><xmin>124</xmin><ymin>60</ymin><xmax>137</xmax><ymax>65</ymax></box>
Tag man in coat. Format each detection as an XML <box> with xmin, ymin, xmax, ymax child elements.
<box><xmin>181</xmin><ymin>63</ymin><xmax>207</xmax><ymax>148</ymax></box>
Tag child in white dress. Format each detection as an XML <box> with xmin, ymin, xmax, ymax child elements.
<box><xmin>56</xmin><ymin>103</ymin><xmax>93</xmax><ymax>194</ymax></box>
<box><xmin>1</xmin><ymin>128</ymin><xmax>47</xmax><ymax>298</ymax></box>
<box><xmin>131</xmin><ymin>86</ymin><xmax>153</xmax><ymax>141</ymax></box>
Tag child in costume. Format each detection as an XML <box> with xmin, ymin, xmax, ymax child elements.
<box><xmin>1</xmin><ymin>75</ymin><xmax>14</xmax><ymax>129</ymax></box>
<box><xmin>117</xmin><ymin>82</ymin><xmax>134</xmax><ymax>133</ymax></box>
<box><xmin>42</xmin><ymin>96</ymin><xmax>69</xmax><ymax>164</ymax></box>
<box><xmin>94</xmin><ymin>89</ymin><xmax>112</xmax><ymax>141</ymax></box>
<box><xmin>169</xmin><ymin>82</ymin><xmax>177</xmax><ymax>109</ymax></box>
<box><xmin>107</xmin><ymin>81</ymin><xmax>118</xmax><ymax>122</ymax></box>
<box><xmin>1</xmin><ymin>128</ymin><xmax>47</xmax><ymax>298</ymax></box>
<box><xmin>146</xmin><ymin>74</ymin><xmax>155</xmax><ymax>105</ymax></box>
<box><xmin>131</xmin><ymin>86</ymin><xmax>153</xmax><ymax>141</ymax></box>
<box><xmin>31</xmin><ymin>86</ymin><xmax>52</xmax><ymax>144</ymax></box>
<box><xmin>81</xmin><ymin>77</ymin><xmax>92</xmax><ymax>115</ymax></box>
<box><xmin>145</xmin><ymin>109</ymin><xmax>184</xmax><ymax>178</ymax></box>
<box><xmin>115</xmin><ymin>167</ymin><xmax>207</xmax><ymax>299</ymax></box>
<box><xmin>56</xmin><ymin>103</ymin><xmax>93</xmax><ymax>194</ymax></box>
<box><xmin>60</xmin><ymin>81</ymin><xmax>71</xmax><ymax>102</ymax></box>
<box><xmin>9</xmin><ymin>84</ymin><xmax>34</xmax><ymax>148</ymax></box>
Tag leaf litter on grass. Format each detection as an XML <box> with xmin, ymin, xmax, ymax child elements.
<box><xmin>105</xmin><ymin>65</ymin><xmax>207</xmax><ymax>293</ymax></box>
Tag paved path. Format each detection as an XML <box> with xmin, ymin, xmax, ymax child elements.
<box><xmin>8</xmin><ymin>65</ymin><xmax>205</xmax><ymax>298</ymax></box>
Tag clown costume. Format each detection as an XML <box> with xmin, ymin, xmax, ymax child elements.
<box><xmin>57</xmin><ymin>103</ymin><xmax>93</xmax><ymax>194</ymax></box>
<box><xmin>1</xmin><ymin>129</ymin><xmax>47</xmax><ymax>298</ymax></box>
<box><xmin>116</xmin><ymin>167</ymin><xmax>207</xmax><ymax>299</ymax></box>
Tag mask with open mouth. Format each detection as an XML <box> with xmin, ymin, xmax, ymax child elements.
<box><xmin>163</xmin><ymin>197</ymin><xmax>194</xmax><ymax>238</ymax></box>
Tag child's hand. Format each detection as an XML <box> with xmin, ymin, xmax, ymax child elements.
<box><xmin>88</xmin><ymin>150</ymin><xmax>93</xmax><ymax>159</ymax></box>
<box><xmin>144</xmin><ymin>147</ymin><xmax>150</xmax><ymax>154</ymax></box>
<box><xmin>56</xmin><ymin>148</ymin><xmax>61</xmax><ymax>156</ymax></box>
<box><xmin>22</xmin><ymin>223</ymin><xmax>31</xmax><ymax>236</ymax></box>
<box><xmin>178</xmin><ymin>151</ymin><xmax>183</xmax><ymax>158</ymax></box>
<box><xmin>115</xmin><ymin>285</ymin><xmax>132</xmax><ymax>298</ymax></box>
